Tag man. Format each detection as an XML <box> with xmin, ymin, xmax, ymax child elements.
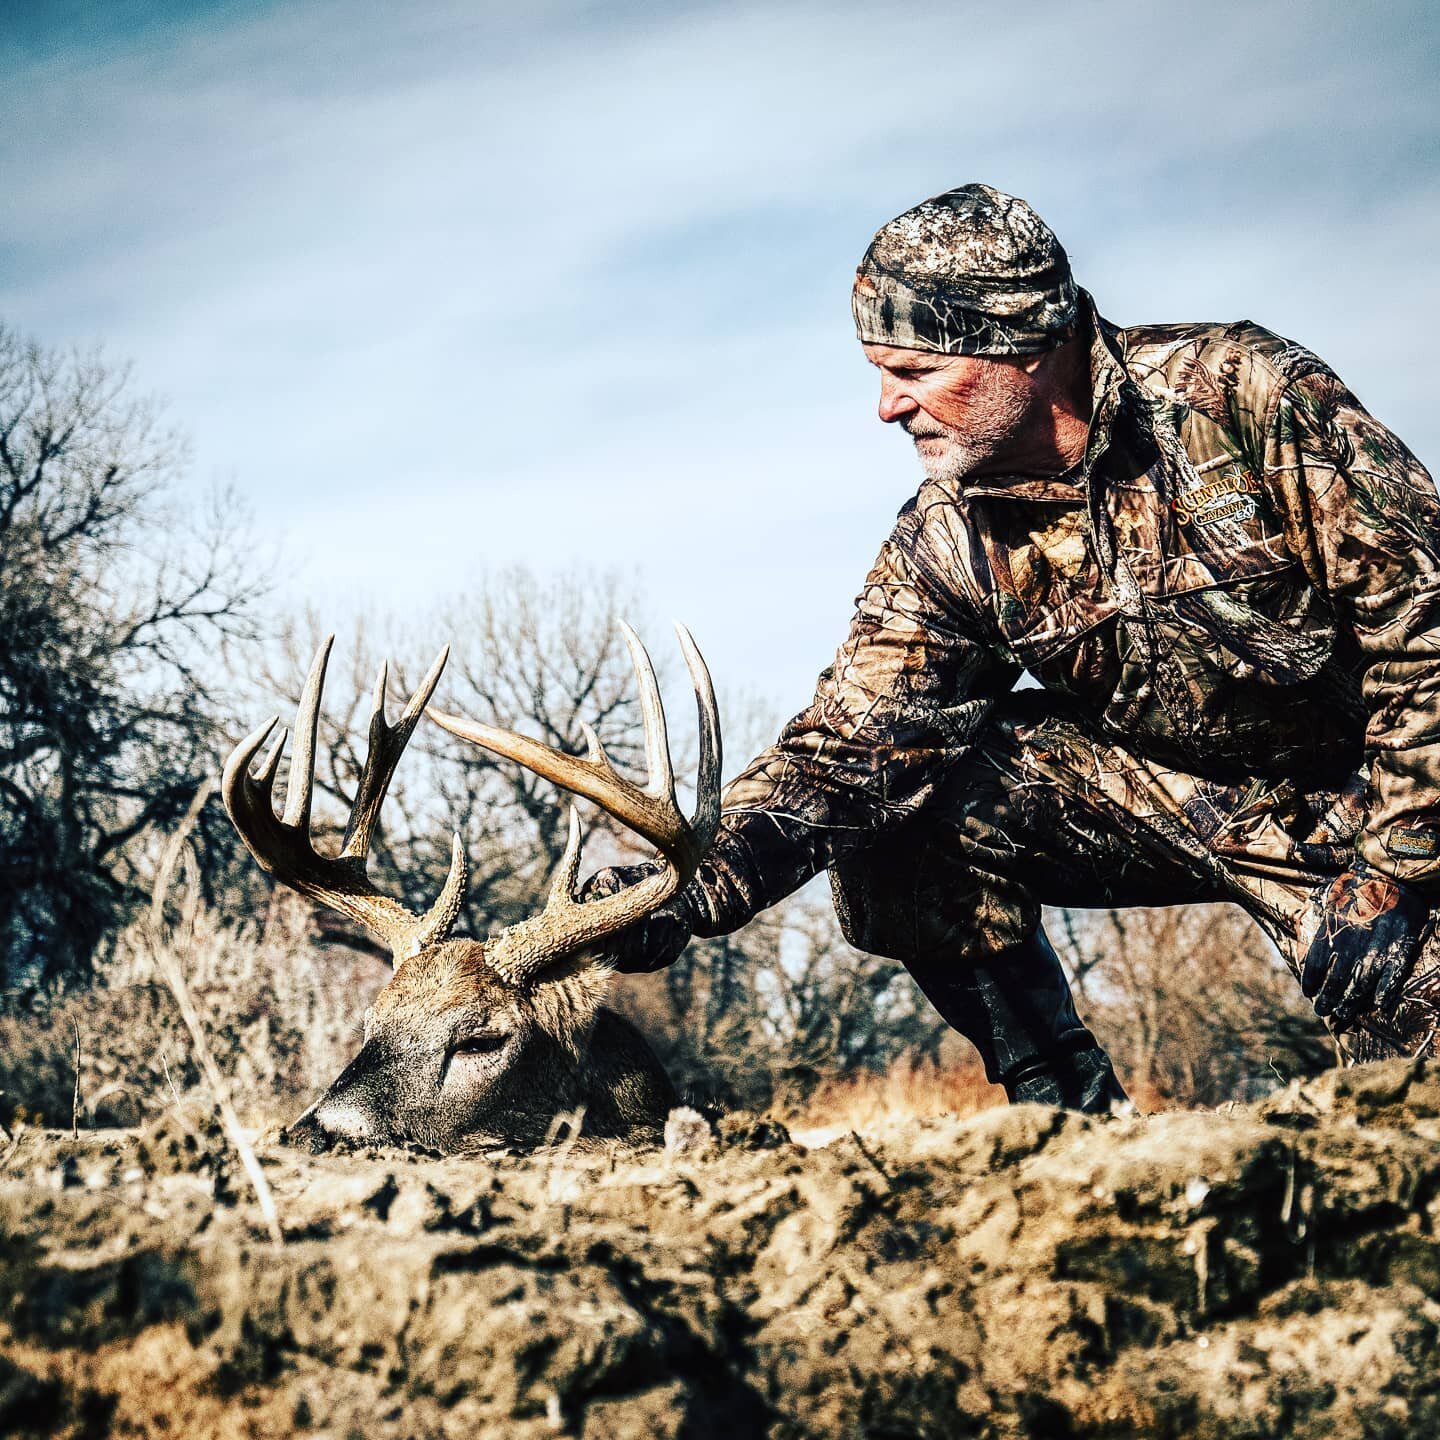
<box><xmin>585</xmin><ymin>183</ymin><xmax>1440</xmax><ymax>1112</ymax></box>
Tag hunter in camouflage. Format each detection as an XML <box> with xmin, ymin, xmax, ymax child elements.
<box><xmin>585</xmin><ymin>183</ymin><xmax>1440</xmax><ymax>1110</ymax></box>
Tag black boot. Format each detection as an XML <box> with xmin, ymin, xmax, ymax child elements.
<box><xmin>1002</xmin><ymin>1042</ymin><xmax>1132</xmax><ymax>1115</ymax></box>
<box><xmin>903</xmin><ymin>927</ymin><xmax>1130</xmax><ymax>1112</ymax></box>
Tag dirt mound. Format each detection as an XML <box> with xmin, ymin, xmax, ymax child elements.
<box><xmin>3</xmin><ymin>1059</ymin><xmax>1440</xmax><ymax>1438</ymax></box>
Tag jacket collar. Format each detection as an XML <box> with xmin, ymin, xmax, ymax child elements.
<box><xmin>951</xmin><ymin>290</ymin><xmax>1135</xmax><ymax>504</ymax></box>
<box><xmin>1078</xmin><ymin>289</ymin><xmax>1134</xmax><ymax>484</ymax></box>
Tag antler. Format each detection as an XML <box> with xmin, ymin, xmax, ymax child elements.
<box><xmin>426</xmin><ymin>620</ymin><xmax>721</xmax><ymax>983</ymax></box>
<box><xmin>222</xmin><ymin>636</ymin><xmax>467</xmax><ymax>965</ymax></box>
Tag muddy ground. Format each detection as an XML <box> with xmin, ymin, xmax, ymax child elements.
<box><xmin>2</xmin><ymin>1059</ymin><xmax>1439</xmax><ymax>1439</ymax></box>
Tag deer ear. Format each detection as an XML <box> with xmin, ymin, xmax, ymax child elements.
<box><xmin>528</xmin><ymin>954</ymin><xmax>611</xmax><ymax>1055</ymax></box>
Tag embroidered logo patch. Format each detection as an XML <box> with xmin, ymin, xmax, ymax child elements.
<box><xmin>1385</xmin><ymin>826</ymin><xmax>1440</xmax><ymax>860</ymax></box>
<box><xmin>1172</xmin><ymin>469</ymin><xmax>1261</xmax><ymax>527</ymax></box>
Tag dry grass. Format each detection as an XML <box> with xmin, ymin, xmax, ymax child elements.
<box><xmin>783</xmin><ymin>1056</ymin><xmax>1001</xmax><ymax>1140</ymax></box>
<box><xmin>0</xmin><ymin>896</ymin><xmax>386</xmax><ymax>1134</ymax></box>
<box><xmin>782</xmin><ymin>1058</ymin><xmax>1204</xmax><ymax>1139</ymax></box>
<box><xmin>3</xmin><ymin>893</ymin><xmax>1300</xmax><ymax>1145</ymax></box>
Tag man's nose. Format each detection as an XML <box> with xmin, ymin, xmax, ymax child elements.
<box><xmin>877</xmin><ymin>378</ymin><xmax>917</xmax><ymax>424</ymax></box>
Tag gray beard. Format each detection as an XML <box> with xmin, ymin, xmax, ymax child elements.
<box><xmin>905</xmin><ymin>372</ymin><xmax>1040</xmax><ymax>483</ymax></box>
<box><xmin>912</xmin><ymin>429</ymin><xmax>1000</xmax><ymax>483</ymax></box>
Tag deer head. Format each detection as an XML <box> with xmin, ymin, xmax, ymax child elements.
<box><xmin>221</xmin><ymin>622</ymin><xmax>719</xmax><ymax>1151</ymax></box>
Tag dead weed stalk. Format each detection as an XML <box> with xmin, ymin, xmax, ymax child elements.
<box><xmin>70</xmin><ymin>1020</ymin><xmax>81</xmax><ymax>1140</ymax></box>
<box><xmin>148</xmin><ymin>778</ymin><xmax>284</xmax><ymax>1246</ymax></box>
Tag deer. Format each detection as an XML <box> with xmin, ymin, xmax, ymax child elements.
<box><xmin>220</xmin><ymin>621</ymin><xmax>720</xmax><ymax>1152</ymax></box>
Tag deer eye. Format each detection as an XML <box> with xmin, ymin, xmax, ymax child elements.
<box><xmin>450</xmin><ymin>1032</ymin><xmax>508</xmax><ymax>1058</ymax></box>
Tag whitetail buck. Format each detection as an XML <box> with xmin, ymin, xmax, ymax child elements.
<box><xmin>221</xmin><ymin>623</ymin><xmax>719</xmax><ymax>1151</ymax></box>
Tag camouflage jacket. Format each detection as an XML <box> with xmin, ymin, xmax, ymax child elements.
<box><xmin>690</xmin><ymin>293</ymin><xmax>1440</xmax><ymax>933</ymax></box>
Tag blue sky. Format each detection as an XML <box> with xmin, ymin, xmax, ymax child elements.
<box><xmin>4</xmin><ymin>0</ymin><xmax>1438</xmax><ymax>715</ymax></box>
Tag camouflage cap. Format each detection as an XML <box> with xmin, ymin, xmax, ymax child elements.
<box><xmin>852</xmin><ymin>183</ymin><xmax>1079</xmax><ymax>356</ymax></box>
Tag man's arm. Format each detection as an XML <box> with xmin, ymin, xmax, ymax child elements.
<box><xmin>685</xmin><ymin>529</ymin><xmax>1013</xmax><ymax>933</ymax></box>
<box><xmin>1262</xmin><ymin>360</ymin><xmax>1440</xmax><ymax>1022</ymax></box>
<box><xmin>687</xmin><ymin>504</ymin><xmax>1017</xmax><ymax>936</ymax></box>
<box><xmin>1263</xmin><ymin>364</ymin><xmax>1440</xmax><ymax>886</ymax></box>
<box><xmin>585</xmin><ymin>500</ymin><xmax>1016</xmax><ymax>967</ymax></box>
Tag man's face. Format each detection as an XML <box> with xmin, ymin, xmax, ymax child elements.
<box><xmin>861</xmin><ymin>341</ymin><xmax>1050</xmax><ymax>483</ymax></box>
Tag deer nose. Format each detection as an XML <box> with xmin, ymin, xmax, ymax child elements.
<box><xmin>282</xmin><ymin>1105</ymin><xmax>331</xmax><ymax>1153</ymax></box>
<box><xmin>311</xmin><ymin>1097</ymin><xmax>375</xmax><ymax>1142</ymax></box>
<box><xmin>283</xmin><ymin>1094</ymin><xmax>375</xmax><ymax>1151</ymax></box>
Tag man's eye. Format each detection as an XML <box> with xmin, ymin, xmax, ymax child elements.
<box><xmin>451</xmin><ymin>1033</ymin><xmax>507</xmax><ymax>1057</ymax></box>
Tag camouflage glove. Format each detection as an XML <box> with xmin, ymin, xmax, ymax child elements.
<box><xmin>1301</xmin><ymin>859</ymin><xmax>1430</xmax><ymax>1030</ymax></box>
<box><xmin>579</xmin><ymin>861</ymin><xmax>694</xmax><ymax>974</ymax></box>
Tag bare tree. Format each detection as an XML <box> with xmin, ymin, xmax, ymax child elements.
<box><xmin>1050</xmin><ymin>903</ymin><xmax>1333</xmax><ymax>1105</ymax></box>
<box><xmin>0</xmin><ymin>324</ymin><xmax>264</xmax><ymax>989</ymax></box>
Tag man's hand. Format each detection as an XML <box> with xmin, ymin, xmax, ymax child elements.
<box><xmin>1301</xmin><ymin>860</ymin><xmax>1430</xmax><ymax>1029</ymax></box>
<box><xmin>579</xmin><ymin>862</ymin><xmax>694</xmax><ymax>973</ymax></box>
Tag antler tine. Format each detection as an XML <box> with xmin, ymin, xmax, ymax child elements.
<box><xmin>221</xmin><ymin>638</ymin><xmax>467</xmax><ymax>966</ymax></box>
<box><xmin>616</xmin><ymin>619</ymin><xmax>673</xmax><ymax>801</ymax></box>
<box><xmin>222</xmin><ymin>716</ymin><xmax>282</xmax><ymax>818</ymax></box>
<box><xmin>675</xmin><ymin>620</ymin><xmax>722</xmax><ymax>847</ymax></box>
<box><xmin>442</xmin><ymin>621</ymin><xmax>723</xmax><ymax>985</ymax></box>
<box><xmin>256</xmin><ymin>724</ymin><xmax>289</xmax><ymax>793</ymax></box>
<box><xmin>281</xmin><ymin>635</ymin><xmax>333</xmax><ymax>829</ymax></box>
<box><xmin>550</xmin><ymin>805</ymin><xmax>585</xmax><ymax>908</ymax></box>
<box><xmin>577</xmin><ymin>720</ymin><xmax>616</xmax><ymax>773</ymax></box>
<box><xmin>340</xmin><ymin>645</ymin><xmax>451</xmax><ymax>862</ymax></box>
<box><xmin>421</xmin><ymin>831</ymin><xmax>470</xmax><ymax>952</ymax></box>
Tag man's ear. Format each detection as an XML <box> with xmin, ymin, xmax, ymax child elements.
<box><xmin>1021</xmin><ymin>332</ymin><xmax>1086</xmax><ymax>387</ymax></box>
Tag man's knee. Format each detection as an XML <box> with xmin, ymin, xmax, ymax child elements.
<box><xmin>824</xmin><ymin>696</ymin><xmax>1104</xmax><ymax>963</ymax></box>
<box><xmin>828</xmin><ymin>844</ymin><xmax>1038</xmax><ymax>965</ymax></box>
<box><xmin>829</xmin><ymin>857</ymin><xmax>904</xmax><ymax>956</ymax></box>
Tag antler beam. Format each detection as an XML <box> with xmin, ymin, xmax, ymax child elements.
<box><xmin>427</xmin><ymin>621</ymin><xmax>721</xmax><ymax>982</ymax></box>
<box><xmin>222</xmin><ymin>637</ymin><xmax>467</xmax><ymax>965</ymax></box>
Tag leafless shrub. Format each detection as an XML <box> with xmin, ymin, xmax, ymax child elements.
<box><xmin>1051</xmin><ymin>903</ymin><xmax>1333</xmax><ymax>1107</ymax></box>
<box><xmin>0</xmin><ymin>894</ymin><xmax>384</xmax><ymax>1132</ymax></box>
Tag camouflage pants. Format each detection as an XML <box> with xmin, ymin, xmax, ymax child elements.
<box><xmin>829</xmin><ymin>692</ymin><xmax>1440</xmax><ymax>1083</ymax></box>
